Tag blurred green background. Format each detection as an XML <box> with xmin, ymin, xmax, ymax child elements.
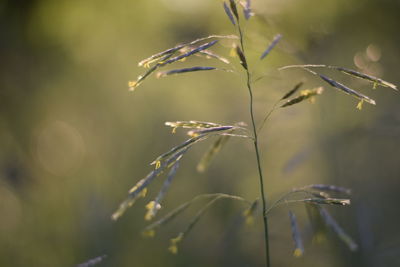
<box><xmin>1</xmin><ymin>0</ymin><xmax>399</xmax><ymax>266</ymax></box>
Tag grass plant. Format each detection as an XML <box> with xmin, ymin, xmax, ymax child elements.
<box><xmin>102</xmin><ymin>1</ymin><xmax>397</xmax><ymax>266</ymax></box>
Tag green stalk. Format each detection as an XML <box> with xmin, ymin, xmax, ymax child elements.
<box><xmin>237</xmin><ymin>25</ymin><xmax>271</xmax><ymax>267</ymax></box>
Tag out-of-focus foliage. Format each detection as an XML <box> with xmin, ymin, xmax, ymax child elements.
<box><xmin>0</xmin><ymin>0</ymin><xmax>399</xmax><ymax>266</ymax></box>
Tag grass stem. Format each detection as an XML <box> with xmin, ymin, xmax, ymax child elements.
<box><xmin>238</xmin><ymin>23</ymin><xmax>271</xmax><ymax>267</ymax></box>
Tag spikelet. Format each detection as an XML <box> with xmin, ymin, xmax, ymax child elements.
<box><xmin>138</xmin><ymin>35</ymin><xmax>238</xmax><ymax>68</ymax></box>
<box><xmin>235</xmin><ymin>45</ymin><xmax>248</xmax><ymax>70</ymax></box>
<box><xmin>242</xmin><ymin>199</ymin><xmax>259</xmax><ymax>225</ymax></box>
<box><xmin>304</xmin><ymin>198</ymin><xmax>351</xmax><ymax>206</ymax></box>
<box><xmin>75</xmin><ymin>255</ymin><xmax>107</xmax><ymax>267</ymax></box>
<box><xmin>156</xmin><ymin>67</ymin><xmax>217</xmax><ymax>78</ymax></box>
<box><xmin>223</xmin><ymin>1</ymin><xmax>236</xmax><ymax>26</ymax></box>
<box><xmin>166</xmin><ymin>196</ymin><xmax>220</xmax><ymax>254</ymax></box>
<box><xmin>305</xmin><ymin>204</ymin><xmax>328</xmax><ymax>243</ymax></box>
<box><xmin>281</xmin><ymin>87</ymin><xmax>324</xmax><ymax>107</ymax></box>
<box><xmin>165</xmin><ymin>121</ymin><xmax>222</xmax><ymax>130</ymax></box>
<box><xmin>145</xmin><ymin>162</ymin><xmax>181</xmax><ymax>221</ymax></box>
<box><xmin>306</xmin><ymin>184</ymin><xmax>351</xmax><ymax>195</ymax></box>
<box><xmin>279</xmin><ymin>64</ymin><xmax>397</xmax><ymax>106</ymax></box>
<box><xmin>151</xmin><ymin>135</ymin><xmax>207</xmax><ymax>166</ymax></box>
<box><xmin>168</xmin><ymin>233</ymin><xmax>184</xmax><ymax>254</ymax></box>
<box><xmin>195</xmin><ymin>49</ymin><xmax>230</xmax><ymax>64</ymax></box>
<box><xmin>260</xmin><ymin>34</ymin><xmax>282</xmax><ymax>60</ymax></box>
<box><xmin>317</xmin><ymin>73</ymin><xmax>376</xmax><ymax>106</ymax></box>
<box><xmin>319</xmin><ymin>207</ymin><xmax>358</xmax><ymax>251</ymax></box>
<box><xmin>161</xmin><ymin>40</ymin><xmax>219</xmax><ymax>66</ymax></box>
<box><xmin>130</xmin><ymin>40</ymin><xmax>219</xmax><ymax>91</ymax></box>
<box><xmin>111</xmin><ymin>149</ymin><xmax>187</xmax><ymax>220</ymax></box>
<box><xmin>188</xmin><ymin>126</ymin><xmax>234</xmax><ymax>137</ymax></box>
<box><xmin>239</xmin><ymin>0</ymin><xmax>253</xmax><ymax>20</ymax></box>
<box><xmin>197</xmin><ymin>135</ymin><xmax>230</xmax><ymax>173</ymax></box>
<box><xmin>142</xmin><ymin>193</ymin><xmax>246</xmax><ymax>241</ymax></box>
<box><xmin>142</xmin><ymin>201</ymin><xmax>192</xmax><ymax>238</ymax></box>
<box><xmin>334</xmin><ymin>67</ymin><xmax>397</xmax><ymax>91</ymax></box>
<box><xmin>281</xmin><ymin>82</ymin><xmax>304</xmax><ymax>100</ymax></box>
<box><xmin>229</xmin><ymin>0</ymin><xmax>239</xmax><ymax>20</ymax></box>
<box><xmin>289</xmin><ymin>211</ymin><xmax>304</xmax><ymax>257</ymax></box>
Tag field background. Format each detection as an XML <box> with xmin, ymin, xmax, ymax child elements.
<box><xmin>1</xmin><ymin>0</ymin><xmax>399</xmax><ymax>266</ymax></box>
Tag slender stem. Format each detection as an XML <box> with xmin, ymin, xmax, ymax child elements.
<box><xmin>257</xmin><ymin>100</ymin><xmax>279</xmax><ymax>133</ymax></box>
<box><xmin>237</xmin><ymin>24</ymin><xmax>271</xmax><ymax>267</ymax></box>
